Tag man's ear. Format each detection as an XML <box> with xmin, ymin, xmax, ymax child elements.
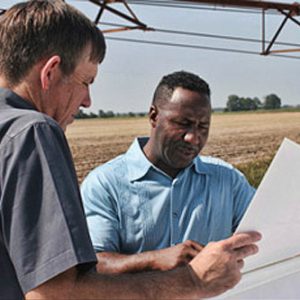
<box><xmin>149</xmin><ymin>105</ymin><xmax>159</xmax><ymax>128</ymax></box>
<box><xmin>40</xmin><ymin>55</ymin><xmax>61</xmax><ymax>90</ymax></box>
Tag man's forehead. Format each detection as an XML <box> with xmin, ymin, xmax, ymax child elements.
<box><xmin>76</xmin><ymin>46</ymin><xmax>98</xmax><ymax>72</ymax></box>
<box><xmin>163</xmin><ymin>87</ymin><xmax>210</xmax><ymax>110</ymax></box>
<box><xmin>161</xmin><ymin>101</ymin><xmax>211</xmax><ymax>121</ymax></box>
<box><xmin>74</xmin><ymin>58</ymin><xmax>98</xmax><ymax>78</ymax></box>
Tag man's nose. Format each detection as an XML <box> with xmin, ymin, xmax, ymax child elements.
<box><xmin>184</xmin><ymin>128</ymin><xmax>201</xmax><ymax>145</ymax></box>
<box><xmin>81</xmin><ymin>92</ymin><xmax>91</xmax><ymax>108</ymax></box>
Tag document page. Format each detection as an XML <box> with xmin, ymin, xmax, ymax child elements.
<box><xmin>236</xmin><ymin>138</ymin><xmax>300</xmax><ymax>273</ymax></box>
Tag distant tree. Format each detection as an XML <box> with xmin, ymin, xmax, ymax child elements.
<box><xmin>226</xmin><ymin>95</ymin><xmax>262</xmax><ymax>112</ymax></box>
<box><xmin>89</xmin><ymin>112</ymin><xmax>98</xmax><ymax>118</ymax></box>
<box><xmin>128</xmin><ymin>112</ymin><xmax>135</xmax><ymax>117</ymax></box>
<box><xmin>75</xmin><ymin>109</ymin><xmax>89</xmax><ymax>119</ymax></box>
<box><xmin>105</xmin><ymin>110</ymin><xmax>115</xmax><ymax>118</ymax></box>
<box><xmin>241</xmin><ymin>97</ymin><xmax>262</xmax><ymax>110</ymax></box>
<box><xmin>264</xmin><ymin>94</ymin><xmax>281</xmax><ymax>109</ymax></box>
<box><xmin>253</xmin><ymin>97</ymin><xmax>262</xmax><ymax>109</ymax></box>
<box><xmin>226</xmin><ymin>94</ymin><xmax>241</xmax><ymax>111</ymax></box>
<box><xmin>98</xmin><ymin>109</ymin><xmax>106</xmax><ymax>118</ymax></box>
<box><xmin>98</xmin><ymin>109</ymin><xmax>115</xmax><ymax>118</ymax></box>
<box><xmin>239</xmin><ymin>97</ymin><xmax>251</xmax><ymax>111</ymax></box>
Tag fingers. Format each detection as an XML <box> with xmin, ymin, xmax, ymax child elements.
<box><xmin>191</xmin><ymin>240</ymin><xmax>204</xmax><ymax>252</ymax></box>
<box><xmin>183</xmin><ymin>240</ymin><xmax>204</xmax><ymax>252</ymax></box>
<box><xmin>237</xmin><ymin>259</ymin><xmax>245</xmax><ymax>269</ymax></box>
<box><xmin>186</xmin><ymin>248</ymin><xmax>201</xmax><ymax>260</ymax></box>
<box><xmin>235</xmin><ymin>244</ymin><xmax>259</xmax><ymax>260</ymax></box>
<box><xmin>180</xmin><ymin>240</ymin><xmax>204</xmax><ymax>260</ymax></box>
<box><xmin>223</xmin><ymin>231</ymin><xmax>262</xmax><ymax>250</ymax></box>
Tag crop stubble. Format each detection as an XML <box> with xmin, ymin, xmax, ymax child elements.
<box><xmin>66</xmin><ymin>112</ymin><xmax>300</xmax><ymax>183</ymax></box>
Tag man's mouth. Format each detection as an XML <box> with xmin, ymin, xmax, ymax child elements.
<box><xmin>178</xmin><ymin>145</ymin><xmax>199</xmax><ymax>157</ymax></box>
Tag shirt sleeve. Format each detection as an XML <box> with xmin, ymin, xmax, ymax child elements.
<box><xmin>0</xmin><ymin>121</ymin><xmax>96</xmax><ymax>294</ymax></box>
<box><xmin>231</xmin><ymin>168</ymin><xmax>256</xmax><ymax>231</ymax></box>
<box><xmin>81</xmin><ymin>166</ymin><xmax>121</xmax><ymax>253</ymax></box>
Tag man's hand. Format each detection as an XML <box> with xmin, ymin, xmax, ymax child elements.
<box><xmin>189</xmin><ymin>232</ymin><xmax>261</xmax><ymax>297</ymax></box>
<box><xmin>26</xmin><ymin>234</ymin><xmax>261</xmax><ymax>299</ymax></box>
<box><xmin>96</xmin><ymin>240</ymin><xmax>204</xmax><ymax>274</ymax></box>
<box><xmin>151</xmin><ymin>240</ymin><xmax>204</xmax><ymax>271</ymax></box>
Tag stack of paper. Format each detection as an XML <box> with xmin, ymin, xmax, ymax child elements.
<box><xmin>236</xmin><ymin>138</ymin><xmax>300</xmax><ymax>273</ymax></box>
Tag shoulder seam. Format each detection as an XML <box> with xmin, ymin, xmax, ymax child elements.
<box><xmin>0</xmin><ymin>120</ymin><xmax>59</xmax><ymax>151</ymax></box>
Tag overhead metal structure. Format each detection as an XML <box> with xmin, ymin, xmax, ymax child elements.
<box><xmin>0</xmin><ymin>1</ymin><xmax>299</xmax><ymax>56</ymax></box>
<box><xmin>87</xmin><ymin>0</ymin><xmax>152</xmax><ymax>33</ymax></box>
<box><xmin>85</xmin><ymin>0</ymin><xmax>300</xmax><ymax>55</ymax></box>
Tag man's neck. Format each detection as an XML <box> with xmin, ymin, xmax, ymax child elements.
<box><xmin>0</xmin><ymin>76</ymin><xmax>41</xmax><ymax>112</ymax></box>
<box><xmin>143</xmin><ymin>138</ymin><xmax>181</xmax><ymax>178</ymax></box>
<box><xmin>0</xmin><ymin>77</ymin><xmax>11</xmax><ymax>90</ymax></box>
<box><xmin>13</xmin><ymin>83</ymin><xmax>38</xmax><ymax>110</ymax></box>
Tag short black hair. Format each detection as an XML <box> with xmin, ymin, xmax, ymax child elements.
<box><xmin>152</xmin><ymin>71</ymin><xmax>211</xmax><ymax>106</ymax></box>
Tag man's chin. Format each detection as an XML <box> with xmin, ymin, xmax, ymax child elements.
<box><xmin>176</xmin><ymin>153</ymin><xmax>197</xmax><ymax>166</ymax></box>
<box><xmin>172</xmin><ymin>159</ymin><xmax>194</xmax><ymax>170</ymax></box>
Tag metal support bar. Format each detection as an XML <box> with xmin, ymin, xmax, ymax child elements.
<box><xmin>102</xmin><ymin>25</ymin><xmax>146</xmax><ymax>33</ymax></box>
<box><xmin>123</xmin><ymin>1</ymin><xmax>139</xmax><ymax>20</ymax></box>
<box><xmin>262</xmin><ymin>9</ymin><xmax>265</xmax><ymax>54</ymax></box>
<box><xmin>269</xmin><ymin>48</ymin><xmax>300</xmax><ymax>53</ymax></box>
<box><xmin>174</xmin><ymin>0</ymin><xmax>300</xmax><ymax>15</ymax></box>
<box><xmin>89</xmin><ymin>0</ymin><xmax>148</xmax><ymax>29</ymax></box>
<box><xmin>94</xmin><ymin>1</ymin><xmax>106</xmax><ymax>24</ymax></box>
<box><xmin>279</xmin><ymin>9</ymin><xmax>300</xmax><ymax>26</ymax></box>
<box><xmin>263</xmin><ymin>11</ymin><xmax>291</xmax><ymax>55</ymax></box>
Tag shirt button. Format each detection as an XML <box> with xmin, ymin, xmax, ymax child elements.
<box><xmin>173</xmin><ymin>212</ymin><xmax>178</xmax><ymax>218</ymax></box>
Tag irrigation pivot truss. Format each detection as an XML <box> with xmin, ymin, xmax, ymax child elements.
<box><xmin>0</xmin><ymin>0</ymin><xmax>299</xmax><ymax>58</ymax></box>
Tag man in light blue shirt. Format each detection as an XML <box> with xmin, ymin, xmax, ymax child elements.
<box><xmin>81</xmin><ymin>71</ymin><xmax>255</xmax><ymax>274</ymax></box>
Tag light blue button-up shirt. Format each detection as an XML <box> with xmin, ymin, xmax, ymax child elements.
<box><xmin>81</xmin><ymin>137</ymin><xmax>255</xmax><ymax>254</ymax></box>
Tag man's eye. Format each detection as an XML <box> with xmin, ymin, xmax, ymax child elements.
<box><xmin>176</xmin><ymin>121</ymin><xmax>189</xmax><ymax>126</ymax></box>
<box><xmin>199</xmin><ymin>125</ymin><xmax>209</xmax><ymax>131</ymax></box>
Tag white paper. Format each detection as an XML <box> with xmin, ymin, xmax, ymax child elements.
<box><xmin>214</xmin><ymin>255</ymin><xmax>300</xmax><ymax>299</ymax></box>
<box><xmin>236</xmin><ymin>138</ymin><xmax>300</xmax><ymax>273</ymax></box>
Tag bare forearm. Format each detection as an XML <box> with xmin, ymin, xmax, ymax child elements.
<box><xmin>96</xmin><ymin>241</ymin><xmax>203</xmax><ymax>274</ymax></box>
<box><xmin>76</xmin><ymin>266</ymin><xmax>202</xmax><ymax>299</ymax></box>
<box><xmin>96</xmin><ymin>251</ymin><xmax>157</xmax><ymax>274</ymax></box>
<box><xmin>26</xmin><ymin>233</ymin><xmax>262</xmax><ymax>299</ymax></box>
<box><xmin>26</xmin><ymin>266</ymin><xmax>203</xmax><ymax>300</ymax></box>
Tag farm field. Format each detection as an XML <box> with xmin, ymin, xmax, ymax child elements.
<box><xmin>66</xmin><ymin>111</ymin><xmax>300</xmax><ymax>184</ymax></box>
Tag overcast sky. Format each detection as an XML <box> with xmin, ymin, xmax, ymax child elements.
<box><xmin>2</xmin><ymin>0</ymin><xmax>300</xmax><ymax>113</ymax></box>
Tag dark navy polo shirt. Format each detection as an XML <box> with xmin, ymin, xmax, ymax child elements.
<box><xmin>0</xmin><ymin>88</ymin><xmax>96</xmax><ymax>299</ymax></box>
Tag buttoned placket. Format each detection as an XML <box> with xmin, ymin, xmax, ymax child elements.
<box><xmin>170</xmin><ymin>176</ymin><xmax>181</xmax><ymax>246</ymax></box>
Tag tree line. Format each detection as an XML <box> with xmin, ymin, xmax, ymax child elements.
<box><xmin>225</xmin><ymin>94</ymin><xmax>281</xmax><ymax>112</ymax></box>
<box><xmin>75</xmin><ymin>109</ymin><xmax>147</xmax><ymax>119</ymax></box>
<box><xmin>75</xmin><ymin>93</ymin><xmax>285</xmax><ymax>119</ymax></box>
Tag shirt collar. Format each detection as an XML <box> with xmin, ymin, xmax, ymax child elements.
<box><xmin>126</xmin><ymin>137</ymin><xmax>212</xmax><ymax>181</ymax></box>
<box><xmin>125</xmin><ymin>137</ymin><xmax>153</xmax><ymax>182</ymax></box>
<box><xmin>0</xmin><ymin>87</ymin><xmax>37</xmax><ymax>111</ymax></box>
<box><xmin>193</xmin><ymin>155</ymin><xmax>213</xmax><ymax>175</ymax></box>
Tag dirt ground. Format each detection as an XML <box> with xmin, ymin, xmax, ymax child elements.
<box><xmin>66</xmin><ymin>112</ymin><xmax>300</xmax><ymax>183</ymax></box>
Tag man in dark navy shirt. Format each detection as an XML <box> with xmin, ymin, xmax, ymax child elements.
<box><xmin>0</xmin><ymin>1</ymin><xmax>261</xmax><ymax>299</ymax></box>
